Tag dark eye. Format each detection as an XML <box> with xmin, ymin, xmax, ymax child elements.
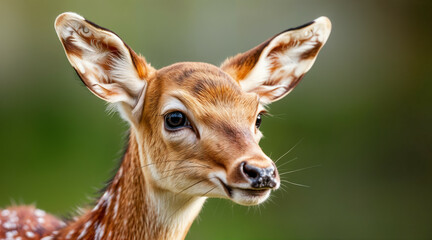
<box><xmin>165</xmin><ymin>111</ymin><xmax>189</xmax><ymax>130</ymax></box>
<box><xmin>255</xmin><ymin>113</ymin><xmax>262</xmax><ymax>128</ymax></box>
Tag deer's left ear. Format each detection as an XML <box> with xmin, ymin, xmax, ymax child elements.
<box><xmin>221</xmin><ymin>17</ymin><xmax>331</xmax><ymax>104</ymax></box>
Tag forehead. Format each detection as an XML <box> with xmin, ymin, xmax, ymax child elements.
<box><xmin>156</xmin><ymin>62</ymin><xmax>259</xmax><ymax>118</ymax></box>
<box><xmin>158</xmin><ymin>62</ymin><xmax>238</xmax><ymax>92</ymax></box>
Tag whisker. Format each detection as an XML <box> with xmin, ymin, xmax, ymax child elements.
<box><xmin>278</xmin><ymin>184</ymin><xmax>288</xmax><ymax>193</ymax></box>
<box><xmin>157</xmin><ymin>170</ymin><xmax>191</xmax><ymax>181</ymax></box>
<box><xmin>160</xmin><ymin>165</ymin><xmax>209</xmax><ymax>174</ymax></box>
<box><xmin>157</xmin><ymin>162</ymin><xmax>214</xmax><ymax>180</ymax></box>
<box><xmin>141</xmin><ymin>159</ymin><xmax>211</xmax><ymax>169</ymax></box>
<box><xmin>266</xmin><ymin>197</ymin><xmax>275</xmax><ymax>205</ymax></box>
<box><xmin>274</xmin><ymin>138</ymin><xmax>303</xmax><ymax>164</ymax></box>
<box><xmin>171</xmin><ymin>178</ymin><xmax>212</xmax><ymax>203</ymax></box>
<box><xmin>175</xmin><ymin>160</ymin><xmax>211</xmax><ymax>169</ymax></box>
<box><xmin>169</xmin><ymin>186</ymin><xmax>217</xmax><ymax>219</ymax></box>
<box><xmin>141</xmin><ymin>159</ymin><xmax>185</xmax><ymax>168</ymax></box>
<box><xmin>176</xmin><ymin>177</ymin><xmax>215</xmax><ymax>195</ymax></box>
<box><xmin>279</xmin><ymin>164</ymin><xmax>321</xmax><ymax>176</ymax></box>
<box><xmin>169</xmin><ymin>196</ymin><xmax>195</xmax><ymax>219</ymax></box>
<box><xmin>276</xmin><ymin>157</ymin><xmax>298</xmax><ymax>169</ymax></box>
<box><xmin>201</xmin><ymin>186</ymin><xmax>217</xmax><ymax>196</ymax></box>
<box><xmin>280</xmin><ymin>179</ymin><xmax>310</xmax><ymax>188</ymax></box>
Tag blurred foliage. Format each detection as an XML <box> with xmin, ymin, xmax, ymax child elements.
<box><xmin>0</xmin><ymin>0</ymin><xmax>431</xmax><ymax>239</ymax></box>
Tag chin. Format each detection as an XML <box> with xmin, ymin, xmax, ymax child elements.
<box><xmin>230</xmin><ymin>188</ymin><xmax>272</xmax><ymax>206</ymax></box>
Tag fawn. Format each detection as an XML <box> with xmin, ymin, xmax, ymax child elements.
<box><xmin>0</xmin><ymin>12</ymin><xmax>331</xmax><ymax>240</ymax></box>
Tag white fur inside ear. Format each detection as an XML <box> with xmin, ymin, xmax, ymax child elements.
<box><xmin>55</xmin><ymin>12</ymin><xmax>146</xmax><ymax>105</ymax></box>
<box><xmin>109</xmin><ymin>56</ymin><xmax>145</xmax><ymax>96</ymax></box>
<box><xmin>55</xmin><ymin>12</ymin><xmax>150</xmax><ymax>124</ymax></box>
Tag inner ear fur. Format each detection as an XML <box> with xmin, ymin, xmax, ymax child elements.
<box><xmin>221</xmin><ymin>17</ymin><xmax>331</xmax><ymax>104</ymax></box>
<box><xmin>54</xmin><ymin>12</ymin><xmax>154</xmax><ymax>119</ymax></box>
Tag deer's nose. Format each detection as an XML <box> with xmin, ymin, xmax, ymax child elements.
<box><xmin>241</xmin><ymin>162</ymin><xmax>278</xmax><ymax>189</ymax></box>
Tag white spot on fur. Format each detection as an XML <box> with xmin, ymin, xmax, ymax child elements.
<box><xmin>3</xmin><ymin>221</ymin><xmax>17</xmax><ymax>229</ymax></box>
<box><xmin>92</xmin><ymin>202</ymin><xmax>100</xmax><ymax>212</ymax></box>
<box><xmin>113</xmin><ymin>186</ymin><xmax>121</xmax><ymax>219</ymax></box>
<box><xmin>35</xmin><ymin>209</ymin><xmax>46</xmax><ymax>218</ymax></box>
<box><xmin>77</xmin><ymin>221</ymin><xmax>91</xmax><ymax>240</ymax></box>
<box><xmin>106</xmin><ymin>192</ymin><xmax>114</xmax><ymax>209</ymax></box>
<box><xmin>101</xmin><ymin>191</ymin><xmax>109</xmax><ymax>201</ymax></box>
<box><xmin>1</xmin><ymin>209</ymin><xmax>10</xmax><ymax>216</ymax></box>
<box><xmin>9</xmin><ymin>216</ymin><xmax>19</xmax><ymax>223</ymax></box>
<box><xmin>66</xmin><ymin>229</ymin><xmax>75</xmax><ymax>239</ymax></box>
<box><xmin>6</xmin><ymin>230</ymin><xmax>18</xmax><ymax>238</ymax></box>
<box><xmin>41</xmin><ymin>236</ymin><xmax>53</xmax><ymax>240</ymax></box>
<box><xmin>26</xmin><ymin>231</ymin><xmax>36</xmax><ymax>238</ymax></box>
<box><xmin>114</xmin><ymin>167</ymin><xmax>123</xmax><ymax>184</ymax></box>
<box><xmin>37</xmin><ymin>217</ymin><xmax>45</xmax><ymax>224</ymax></box>
<box><xmin>95</xmin><ymin>223</ymin><xmax>105</xmax><ymax>240</ymax></box>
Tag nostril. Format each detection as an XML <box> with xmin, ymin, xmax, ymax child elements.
<box><xmin>242</xmin><ymin>162</ymin><xmax>261</xmax><ymax>180</ymax></box>
<box><xmin>268</xmin><ymin>180</ymin><xmax>276</xmax><ymax>188</ymax></box>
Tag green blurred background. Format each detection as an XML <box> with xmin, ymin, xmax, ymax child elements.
<box><xmin>1</xmin><ymin>0</ymin><xmax>431</xmax><ymax>239</ymax></box>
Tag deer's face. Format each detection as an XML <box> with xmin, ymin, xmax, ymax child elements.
<box><xmin>55</xmin><ymin>13</ymin><xmax>331</xmax><ymax>206</ymax></box>
<box><xmin>141</xmin><ymin>63</ymin><xmax>278</xmax><ymax>205</ymax></box>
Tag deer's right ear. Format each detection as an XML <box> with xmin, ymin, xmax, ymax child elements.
<box><xmin>54</xmin><ymin>12</ymin><xmax>154</xmax><ymax>121</ymax></box>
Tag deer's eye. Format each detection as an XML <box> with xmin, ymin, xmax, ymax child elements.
<box><xmin>165</xmin><ymin>111</ymin><xmax>190</xmax><ymax>131</ymax></box>
<box><xmin>256</xmin><ymin>113</ymin><xmax>262</xmax><ymax>128</ymax></box>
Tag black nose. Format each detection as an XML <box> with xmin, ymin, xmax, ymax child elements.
<box><xmin>241</xmin><ymin>162</ymin><xmax>278</xmax><ymax>188</ymax></box>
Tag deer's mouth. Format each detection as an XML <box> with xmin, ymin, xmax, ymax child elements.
<box><xmin>218</xmin><ymin>178</ymin><xmax>233</xmax><ymax>197</ymax></box>
<box><xmin>217</xmin><ymin>178</ymin><xmax>271</xmax><ymax>204</ymax></box>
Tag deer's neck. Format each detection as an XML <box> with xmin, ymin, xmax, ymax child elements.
<box><xmin>55</xmin><ymin>133</ymin><xmax>206</xmax><ymax>240</ymax></box>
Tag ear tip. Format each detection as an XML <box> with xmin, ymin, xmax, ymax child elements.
<box><xmin>54</xmin><ymin>12</ymin><xmax>85</xmax><ymax>30</ymax></box>
<box><xmin>313</xmin><ymin>16</ymin><xmax>332</xmax><ymax>32</ymax></box>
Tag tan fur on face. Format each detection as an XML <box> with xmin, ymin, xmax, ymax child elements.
<box><xmin>137</xmin><ymin>62</ymin><xmax>267</xmax><ymax>196</ymax></box>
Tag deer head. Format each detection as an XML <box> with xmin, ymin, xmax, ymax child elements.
<box><xmin>55</xmin><ymin>12</ymin><xmax>331</xmax><ymax>208</ymax></box>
